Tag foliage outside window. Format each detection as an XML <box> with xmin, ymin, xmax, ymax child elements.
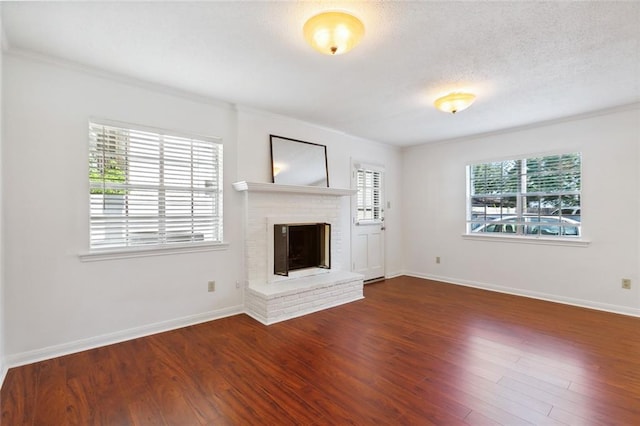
<box><xmin>468</xmin><ymin>153</ymin><xmax>581</xmax><ymax>237</ymax></box>
<box><xmin>89</xmin><ymin>121</ymin><xmax>223</xmax><ymax>250</ymax></box>
<box><xmin>90</xmin><ymin>159</ymin><xmax>126</xmax><ymax>195</ymax></box>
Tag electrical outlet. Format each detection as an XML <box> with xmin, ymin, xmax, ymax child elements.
<box><xmin>235</xmin><ymin>280</ymin><xmax>241</xmax><ymax>289</ymax></box>
<box><xmin>436</xmin><ymin>256</ymin><xmax>441</xmax><ymax>264</ymax></box>
<box><xmin>208</xmin><ymin>281</ymin><xmax>216</xmax><ymax>292</ymax></box>
<box><xmin>622</xmin><ymin>279</ymin><xmax>631</xmax><ymax>290</ymax></box>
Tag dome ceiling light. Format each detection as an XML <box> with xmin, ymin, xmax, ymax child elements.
<box><xmin>434</xmin><ymin>92</ymin><xmax>477</xmax><ymax>114</ymax></box>
<box><xmin>303</xmin><ymin>11</ymin><xmax>365</xmax><ymax>55</ymax></box>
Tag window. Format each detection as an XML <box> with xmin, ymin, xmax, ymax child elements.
<box><xmin>355</xmin><ymin>168</ymin><xmax>382</xmax><ymax>222</ymax></box>
<box><xmin>89</xmin><ymin>121</ymin><xmax>223</xmax><ymax>250</ymax></box>
<box><xmin>468</xmin><ymin>153</ymin><xmax>581</xmax><ymax>237</ymax></box>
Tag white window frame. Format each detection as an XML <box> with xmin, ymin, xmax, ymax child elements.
<box><xmin>354</xmin><ymin>165</ymin><xmax>384</xmax><ymax>224</ymax></box>
<box><xmin>81</xmin><ymin>119</ymin><xmax>226</xmax><ymax>261</ymax></box>
<box><xmin>464</xmin><ymin>152</ymin><xmax>589</xmax><ymax>246</ymax></box>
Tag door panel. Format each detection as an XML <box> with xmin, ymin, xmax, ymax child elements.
<box><xmin>353</xmin><ymin>233</ymin><xmax>368</xmax><ymax>273</ymax></box>
<box><xmin>353</xmin><ymin>223</ymin><xmax>384</xmax><ymax>281</ymax></box>
<box><xmin>368</xmin><ymin>232</ymin><xmax>383</xmax><ymax>271</ymax></box>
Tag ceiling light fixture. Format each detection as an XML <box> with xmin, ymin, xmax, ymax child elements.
<box><xmin>434</xmin><ymin>92</ymin><xmax>476</xmax><ymax>114</ymax></box>
<box><xmin>303</xmin><ymin>11</ymin><xmax>365</xmax><ymax>55</ymax></box>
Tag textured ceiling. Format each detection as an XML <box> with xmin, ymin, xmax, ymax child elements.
<box><xmin>2</xmin><ymin>1</ymin><xmax>639</xmax><ymax>146</ymax></box>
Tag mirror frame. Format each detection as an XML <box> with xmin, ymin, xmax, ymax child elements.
<box><xmin>270</xmin><ymin>135</ymin><xmax>329</xmax><ymax>187</ymax></box>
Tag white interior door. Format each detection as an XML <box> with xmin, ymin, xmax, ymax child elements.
<box><xmin>351</xmin><ymin>163</ymin><xmax>385</xmax><ymax>282</ymax></box>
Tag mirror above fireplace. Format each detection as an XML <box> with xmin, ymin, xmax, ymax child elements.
<box><xmin>270</xmin><ymin>135</ymin><xmax>329</xmax><ymax>187</ymax></box>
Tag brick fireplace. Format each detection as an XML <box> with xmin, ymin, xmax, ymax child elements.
<box><xmin>274</xmin><ymin>222</ymin><xmax>330</xmax><ymax>276</ymax></box>
<box><xmin>233</xmin><ymin>181</ymin><xmax>364</xmax><ymax>324</ymax></box>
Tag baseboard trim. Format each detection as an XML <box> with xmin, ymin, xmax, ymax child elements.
<box><xmin>403</xmin><ymin>271</ymin><xmax>640</xmax><ymax>318</ymax></box>
<box><xmin>7</xmin><ymin>272</ymin><xmax>637</xmax><ymax>372</ymax></box>
<box><xmin>5</xmin><ymin>305</ymin><xmax>244</xmax><ymax>369</ymax></box>
<box><xmin>0</xmin><ymin>361</ymin><xmax>7</xmax><ymax>391</ymax></box>
<box><xmin>384</xmin><ymin>271</ymin><xmax>404</xmax><ymax>280</ymax></box>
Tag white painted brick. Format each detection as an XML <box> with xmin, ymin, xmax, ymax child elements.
<box><xmin>283</xmin><ymin>305</ymin><xmax>301</xmax><ymax>315</ymax></box>
<box><xmin>283</xmin><ymin>293</ymin><xmax>304</xmax><ymax>302</ymax></box>
<box><xmin>296</xmin><ymin>302</ymin><xmax>315</xmax><ymax>311</ymax></box>
<box><xmin>241</xmin><ymin>188</ymin><xmax>365</xmax><ymax>323</ymax></box>
<box><xmin>269</xmin><ymin>308</ymin><xmax>284</xmax><ymax>317</ymax></box>
<box><xmin>268</xmin><ymin>303</ymin><xmax>283</xmax><ymax>312</ymax></box>
<box><xmin>313</xmin><ymin>298</ymin><xmax>330</xmax><ymax>307</ymax></box>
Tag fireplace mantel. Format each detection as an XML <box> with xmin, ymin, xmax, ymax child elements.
<box><xmin>233</xmin><ymin>181</ymin><xmax>356</xmax><ymax>197</ymax></box>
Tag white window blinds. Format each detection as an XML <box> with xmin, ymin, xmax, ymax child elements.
<box><xmin>468</xmin><ymin>153</ymin><xmax>581</xmax><ymax>237</ymax></box>
<box><xmin>89</xmin><ymin>121</ymin><xmax>223</xmax><ymax>250</ymax></box>
<box><xmin>356</xmin><ymin>168</ymin><xmax>382</xmax><ymax>222</ymax></box>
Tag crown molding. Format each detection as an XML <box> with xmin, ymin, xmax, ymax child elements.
<box><xmin>406</xmin><ymin>102</ymin><xmax>640</xmax><ymax>150</ymax></box>
<box><xmin>234</xmin><ymin>104</ymin><xmax>398</xmax><ymax>151</ymax></box>
<box><xmin>5</xmin><ymin>47</ymin><xmax>236</xmax><ymax>111</ymax></box>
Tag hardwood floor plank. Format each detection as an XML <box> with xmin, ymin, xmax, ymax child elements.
<box><xmin>464</xmin><ymin>410</ymin><xmax>503</xmax><ymax>426</ymax></box>
<box><xmin>498</xmin><ymin>376</ymin><xmax>588</xmax><ymax>413</ymax></box>
<box><xmin>422</xmin><ymin>375</ymin><xmax>535</xmax><ymax>426</ymax></box>
<box><xmin>2</xmin><ymin>277</ymin><xmax>640</xmax><ymax>424</ymax></box>
<box><xmin>457</xmin><ymin>372</ymin><xmax>554</xmax><ymax>416</ymax></box>
<box><xmin>548</xmin><ymin>406</ymin><xmax>601</xmax><ymax>426</ymax></box>
<box><xmin>125</xmin><ymin>391</ymin><xmax>169</xmax><ymax>426</ymax></box>
<box><xmin>0</xmin><ymin>364</ymin><xmax>39</xmax><ymax>426</ymax></box>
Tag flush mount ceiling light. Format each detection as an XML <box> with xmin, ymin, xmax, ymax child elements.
<box><xmin>303</xmin><ymin>11</ymin><xmax>365</xmax><ymax>55</ymax></box>
<box><xmin>434</xmin><ymin>92</ymin><xmax>477</xmax><ymax>114</ymax></box>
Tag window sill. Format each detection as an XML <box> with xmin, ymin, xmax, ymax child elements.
<box><xmin>462</xmin><ymin>234</ymin><xmax>590</xmax><ymax>247</ymax></box>
<box><xmin>79</xmin><ymin>241</ymin><xmax>230</xmax><ymax>262</ymax></box>
<box><xmin>356</xmin><ymin>220</ymin><xmax>383</xmax><ymax>226</ymax></box>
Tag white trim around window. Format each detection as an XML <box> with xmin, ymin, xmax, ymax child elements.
<box><xmin>467</xmin><ymin>152</ymin><xmax>583</xmax><ymax>241</ymax></box>
<box><xmin>87</xmin><ymin>119</ymin><xmax>224</xmax><ymax>254</ymax></box>
<box><xmin>79</xmin><ymin>241</ymin><xmax>230</xmax><ymax>262</ymax></box>
<box><xmin>354</xmin><ymin>163</ymin><xmax>384</xmax><ymax>224</ymax></box>
<box><xmin>462</xmin><ymin>233</ymin><xmax>590</xmax><ymax>247</ymax></box>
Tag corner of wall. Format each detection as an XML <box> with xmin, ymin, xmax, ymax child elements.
<box><xmin>0</xmin><ymin>6</ymin><xmax>6</xmax><ymax>389</ymax></box>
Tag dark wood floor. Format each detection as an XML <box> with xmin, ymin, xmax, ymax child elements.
<box><xmin>2</xmin><ymin>276</ymin><xmax>640</xmax><ymax>425</ymax></box>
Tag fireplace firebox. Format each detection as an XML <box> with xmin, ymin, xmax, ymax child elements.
<box><xmin>274</xmin><ymin>223</ymin><xmax>331</xmax><ymax>276</ymax></box>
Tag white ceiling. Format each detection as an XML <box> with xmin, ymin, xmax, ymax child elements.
<box><xmin>2</xmin><ymin>1</ymin><xmax>639</xmax><ymax>146</ymax></box>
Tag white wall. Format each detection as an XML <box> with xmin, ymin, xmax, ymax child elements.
<box><xmin>402</xmin><ymin>106</ymin><xmax>640</xmax><ymax>315</ymax></box>
<box><xmin>2</xmin><ymin>53</ymin><xmax>245</xmax><ymax>363</ymax></box>
<box><xmin>1</xmin><ymin>53</ymin><xmax>404</xmax><ymax>366</ymax></box>
<box><xmin>236</xmin><ymin>107</ymin><xmax>404</xmax><ymax>278</ymax></box>
<box><xmin>0</xmin><ymin>11</ymin><xmax>6</xmax><ymax>384</ymax></box>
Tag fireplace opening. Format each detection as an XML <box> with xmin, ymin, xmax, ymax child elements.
<box><xmin>274</xmin><ymin>223</ymin><xmax>331</xmax><ymax>276</ymax></box>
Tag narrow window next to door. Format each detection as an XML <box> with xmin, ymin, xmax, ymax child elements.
<box><xmin>356</xmin><ymin>168</ymin><xmax>382</xmax><ymax>223</ymax></box>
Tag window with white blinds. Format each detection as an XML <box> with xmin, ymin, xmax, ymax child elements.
<box><xmin>89</xmin><ymin>121</ymin><xmax>223</xmax><ymax>250</ymax></box>
<box><xmin>356</xmin><ymin>168</ymin><xmax>382</xmax><ymax>222</ymax></box>
<box><xmin>468</xmin><ymin>153</ymin><xmax>581</xmax><ymax>237</ymax></box>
